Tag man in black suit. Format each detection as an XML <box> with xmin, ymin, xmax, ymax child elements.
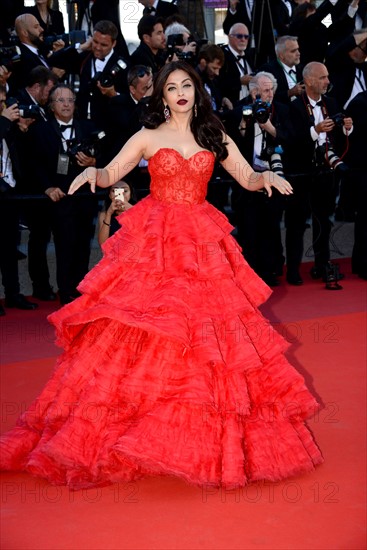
<box><xmin>50</xmin><ymin>20</ymin><xmax>129</xmax><ymax>162</ymax></box>
<box><xmin>218</xmin><ymin>23</ymin><xmax>254</xmax><ymax>106</ymax></box>
<box><xmin>261</xmin><ymin>35</ymin><xmax>304</xmax><ymax>106</ymax></box>
<box><xmin>27</xmin><ymin>84</ymin><xmax>100</xmax><ymax>305</ymax></box>
<box><xmin>9</xmin><ymin>14</ymin><xmax>63</xmax><ymax>93</ymax></box>
<box><xmin>285</xmin><ymin>62</ymin><xmax>353</xmax><ymax>285</ymax></box>
<box><xmin>222</xmin><ymin>0</ymin><xmax>294</xmax><ymax>68</ymax></box>
<box><xmin>0</xmin><ymin>84</ymin><xmax>38</xmax><ymax>314</ymax></box>
<box><xmin>104</xmin><ymin>64</ymin><xmax>152</xmax><ymax>161</ymax></box>
<box><xmin>326</xmin><ymin>28</ymin><xmax>367</xmax><ymax>110</ymax></box>
<box><xmin>226</xmin><ymin>71</ymin><xmax>291</xmax><ymax>286</ymax></box>
<box><xmin>130</xmin><ymin>16</ymin><xmax>166</xmax><ymax>74</ymax></box>
<box><xmin>15</xmin><ymin>66</ymin><xmax>58</xmax><ymax>301</ymax></box>
<box><xmin>325</xmin><ymin>28</ymin><xmax>366</xmax><ymax>221</ymax></box>
<box><xmin>70</xmin><ymin>0</ymin><xmax>130</xmax><ymax>59</ymax></box>
<box><xmin>344</xmin><ymin>90</ymin><xmax>367</xmax><ymax>279</ymax></box>
<box><xmin>139</xmin><ymin>0</ymin><xmax>179</xmax><ymax>21</ymax></box>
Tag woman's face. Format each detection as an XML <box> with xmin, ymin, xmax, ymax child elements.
<box><xmin>109</xmin><ymin>181</ymin><xmax>131</xmax><ymax>202</ymax></box>
<box><xmin>162</xmin><ymin>69</ymin><xmax>195</xmax><ymax>115</ymax></box>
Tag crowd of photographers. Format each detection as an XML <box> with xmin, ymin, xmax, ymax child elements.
<box><xmin>0</xmin><ymin>0</ymin><xmax>366</xmax><ymax>315</ymax></box>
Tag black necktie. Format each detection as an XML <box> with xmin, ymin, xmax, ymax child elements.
<box><xmin>59</xmin><ymin>124</ymin><xmax>72</xmax><ymax>133</ymax></box>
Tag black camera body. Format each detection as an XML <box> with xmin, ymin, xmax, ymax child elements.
<box><xmin>68</xmin><ymin>131</ymin><xmax>106</xmax><ymax>159</ymax></box>
<box><xmin>0</xmin><ymin>45</ymin><xmax>21</xmax><ymax>70</ymax></box>
<box><xmin>242</xmin><ymin>96</ymin><xmax>271</xmax><ymax>124</ymax></box>
<box><xmin>5</xmin><ymin>97</ymin><xmax>42</xmax><ymax>119</ymax></box>
<box><xmin>165</xmin><ymin>34</ymin><xmax>197</xmax><ymax>64</ymax></box>
<box><xmin>329</xmin><ymin>112</ymin><xmax>345</xmax><ymax>127</ymax></box>
<box><xmin>43</xmin><ymin>30</ymin><xmax>86</xmax><ymax>49</ymax></box>
<box><xmin>91</xmin><ymin>58</ymin><xmax>127</xmax><ymax>88</ymax></box>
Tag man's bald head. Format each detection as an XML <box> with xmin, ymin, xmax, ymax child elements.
<box><xmin>15</xmin><ymin>14</ymin><xmax>44</xmax><ymax>47</ymax></box>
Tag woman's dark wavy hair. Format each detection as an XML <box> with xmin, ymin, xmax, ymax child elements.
<box><xmin>143</xmin><ymin>61</ymin><xmax>228</xmax><ymax>161</ymax></box>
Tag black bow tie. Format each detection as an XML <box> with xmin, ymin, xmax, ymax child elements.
<box><xmin>237</xmin><ymin>55</ymin><xmax>245</xmax><ymax>60</ymax></box>
<box><xmin>144</xmin><ymin>6</ymin><xmax>155</xmax><ymax>13</ymax></box>
<box><xmin>313</xmin><ymin>100</ymin><xmax>323</xmax><ymax>108</ymax></box>
<box><xmin>59</xmin><ymin>124</ymin><xmax>72</xmax><ymax>132</ymax></box>
<box><xmin>289</xmin><ymin>69</ymin><xmax>296</xmax><ymax>75</ymax></box>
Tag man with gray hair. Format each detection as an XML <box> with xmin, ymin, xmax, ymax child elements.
<box><xmin>226</xmin><ymin>71</ymin><xmax>292</xmax><ymax>286</ymax></box>
<box><xmin>219</xmin><ymin>23</ymin><xmax>254</xmax><ymax>105</ymax></box>
<box><xmin>261</xmin><ymin>35</ymin><xmax>305</xmax><ymax>106</ymax></box>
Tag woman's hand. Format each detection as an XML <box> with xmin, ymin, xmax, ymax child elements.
<box><xmin>68</xmin><ymin>166</ymin><xmax>98</xmax><ymax>194</ymax></box>
<box><xmin>263</xmin><ymin>171</ymin><xmax>293</xmax><ymax>197</ymax></box>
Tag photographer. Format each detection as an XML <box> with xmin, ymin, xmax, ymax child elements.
<box><xmin>226</xmin><ymin>72</ymin><xmax>292</xmax><ymax>286</ymax></box>
<box><xmin>130</xmin><ymin>16</ymin><xmax>166</xmax><ymax>74</ymax></box>
<box><xmin>9</xmin><ymin>14</ymin><xmax>65</xmax><ymax>93</ymax></box>
<box><xmin>164</xmin><ymin>23</ymin><xmax>197</xmax><ymax>64</ymax></box>
<box><xmin>0</xmin><ymin>84</ymin><xmax>38</xmax><ymax>313</ymax></box>
<box><xmin>13</xmin><ymin>66</ymin><xmax>58</xmax><ymax>301</ymax></box>
<box><xmin>285</xmin><ymin>61</ymin><xmax>353</xmax><ymax>286</ymax></box>
<box><xmin>27</xmin><ymin>84</ymin><xmax>101</xmax><ymax>305</ymax></box>
<box><xmin>49</xmin><ymin>20</ymin><xmax>129</xmax><ymax>132</ymax></box>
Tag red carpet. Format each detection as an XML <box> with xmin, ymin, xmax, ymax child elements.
<box><xmin>1</xmin><ymin>264</ymin><xmax>366</xmax><ymax>549</ymax></box>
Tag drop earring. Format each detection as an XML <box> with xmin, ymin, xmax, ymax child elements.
<box><xmin>194</xmin><ymin>104</ymin><xmax>197</xmax><ymax>117</ymax></box>
<box><xmin>163</xmin><ymin>105</ymin><xmax>170</xmax><ymax>123</ymax></box>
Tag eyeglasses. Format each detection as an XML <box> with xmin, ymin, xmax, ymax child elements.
<box><xmin>52</xmin><ymin>98</ymin><xmax>76</xmax><ymax>104</ymax></box>
<box><xmin>230</xmin><ymin>34</ymin><xmax>250</xmax><ymax>40</ymax></box>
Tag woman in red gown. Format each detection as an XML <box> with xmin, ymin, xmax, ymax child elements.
<box><xmin>0</xmin><ymin>62</ymin><xmax>323</xmax><ymax>489</ymax></box>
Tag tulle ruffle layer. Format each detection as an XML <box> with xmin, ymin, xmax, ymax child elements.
<box><xmin>0</xmin><ymin>197</ymin><xmax>323</xmax><ymax>489</ymax></box>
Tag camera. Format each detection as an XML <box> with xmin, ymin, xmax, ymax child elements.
<box><xmin>91</xmin><ymin>59</ymin><xmax>128</xmax><ymax>88</ymax></box>
<box><xmin>315</xmin><ymin>143</ymin><xmax>348</xmax><ymax>173</ymax></box>
<box><xmin>68</xmin><ymin>130</ymin><xmax>106</xmax><ymax>159</ymax></box>
<box><xmin>0</xmin><ymin>45</ymin><xmax>21</xmax><ymax>70</ymax></box>
<box><xmin>260</xmin><ymin>145</ymin><xmax>285</xmax><ymax>178</ymax></box>
<box><xmin>329</xmin><ymin>112</ymin><xmax>345</xmax><ymax>127</ymax></box>
<box><xmin>5</xmin><ymin>97</ymin><xmax>42</xmax><ymax>119</ymax></box>
<box><xmin>242</xmin><ymin>96</ymin><xmax>271</xmax><ymax>124</ymax></box>
<box><xmin>43</xmin><ymin>30</ymin><xmax>86</xmax><ymax>49</ymax></box>
<box><xmin>165</xmin><ymin>34</ymin><xmax>197</xmax><ymax>64</ymax></box>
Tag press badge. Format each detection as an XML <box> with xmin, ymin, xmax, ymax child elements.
<box><xmin>57</xmin><ymin>153</ymin><xmax>69</xmax><ymax>175</ymax></box>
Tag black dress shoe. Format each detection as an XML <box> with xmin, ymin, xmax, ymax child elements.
<box><xmin>32</xmin><ymin>288</ymin><xmax>57</xmax><ymax>301</ymax></box>
<box><xmin>5</xmin><ymin>294</ymin><xmax>38</xmax><ymax>310</ymax></box>
<box><xmin>286</xmin><ymin>270</ymin><xmax>303</xmax><ymax>286</ymax></box>
<box><xmin>262</xmin><ymin>274</ymin><xmax>280</xmax><ymax>287</ymax></box>
<box><xmin>310</xmin><ymin>263</ymin><xmax>345</xmax><ymax>282</ymax></box>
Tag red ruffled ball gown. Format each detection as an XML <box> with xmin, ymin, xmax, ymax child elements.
<box><xmin>0</xmin><ymin>148</ymin><xmax>323</xmax><ymax>489</ymax></box>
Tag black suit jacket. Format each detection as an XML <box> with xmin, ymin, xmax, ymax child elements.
<box><xmin>326</xmin><ymin>34</ymin><xmax>367</xmax><ymax>110</ymax></box>
<box><xmin>260</xmin><ymin>59</ymin><xmax>303</xmax><ymax>107</ymax></box>
<box><xmin>218</xmin><ymin>45</ymin><xmax>255</xmax><ymax>106</ymax></box>
<box><xmin>8</xmin><ymin>44</ymin><xmax>52</xmax><ymax>93</ymax></box>
<box><xmin>143</xmin><ymin>0</ymin><xmax>179</xmax><ymax>19</ymax></box>
<box><xmin>345</xmin><ymin>91</ymin><xmax>367</xmax><ymax>171</ymax></box>
<box><xmin>27</xmin><ymin>116</ymin><xmax>97</xmax><ymax>193</ymax></box>
<box><xmin>287</xmin><ymin>93</ymin><xmax>346</xmax><ymax>175</ymax></box>
<box><xmin>0</xmin><ymin>116</ymin><xmax>23</xmax><ymax>186</ymax></box>
<box><xmin>130</xmin><ymin>42</ymin><xmax>165</xmax><ymax>74</ymax></box>
<box><xmin>50</xmin><ymin>47</ymin><xmax>129</xmax><ymax>129</ymax></box>
<box><xmin>222</xmin><ymin>0</ymin><xmax>292</xmax><ymax>67</ymax></box>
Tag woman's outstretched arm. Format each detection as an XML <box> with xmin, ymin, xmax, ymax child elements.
<box><xmin>68</xmin><ymin>129</ymin><xmax>148</xmax><ymax>195</ymax></box>
<box><xmin>221</xmin><ymin>135</ymin><xmax>293</xmax><ymax>197</ymax></box>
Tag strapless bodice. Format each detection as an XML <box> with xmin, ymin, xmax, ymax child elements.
<box><xmin>148</xmin><ymin>148</ymin><xmax>215</xmax><ymax>205</ymax></box>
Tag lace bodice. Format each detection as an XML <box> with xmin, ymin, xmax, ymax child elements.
<box><xmin>148</xmin><ymin>148</ymin><xmax>215</xmax><ymax>205</ymax></box>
